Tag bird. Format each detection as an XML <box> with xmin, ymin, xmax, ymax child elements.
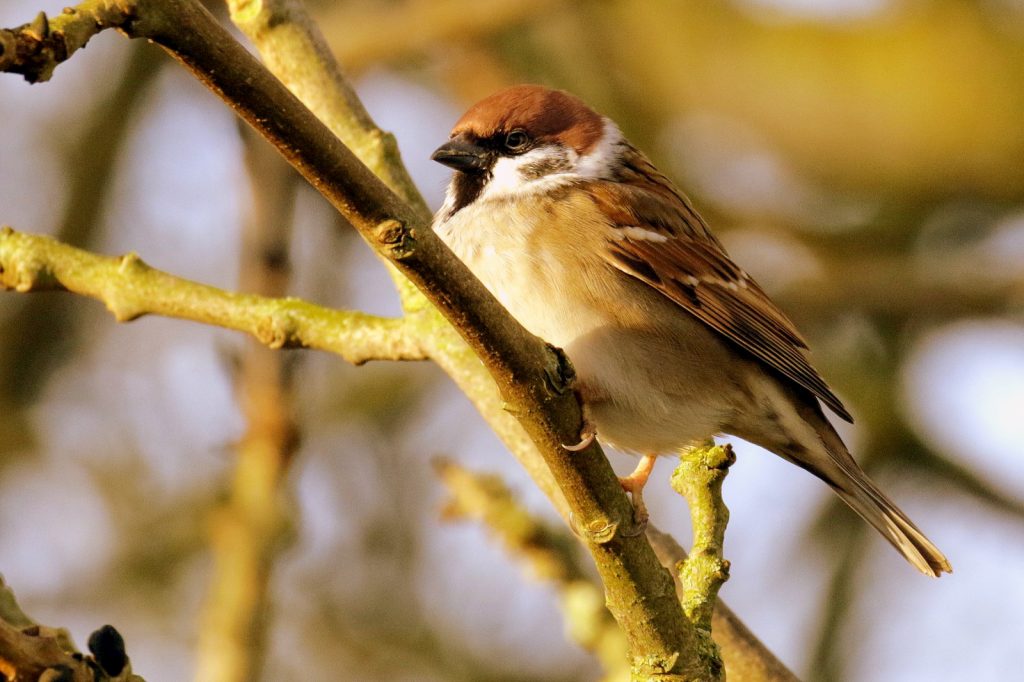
<box><xmin>429</xmin><ymin>84</ymin><xmax>951</xmax><ymax>577</ymax></box>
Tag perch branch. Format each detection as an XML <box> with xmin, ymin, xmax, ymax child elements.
<box><xmin>670</xmin><ymin>443</ymin><xmax>737</xmax><ymax>679</ymax></box>
<box><xmin>646</xmin><ymin>528</ymin><xmax>800</xmax><ymax>682</ymax></box>
<box><xmin>0</xmin><ymin>1</ymin><xmax>789</xmax><ymax>677</ymax></box>
<box><xmin>224</xmin><ymin>11</ymin><xmax>796</xmax><ymax>677</ymax></box>
<box><xmin>439</xmin><ymin>460</ymin><xmax>801</xmax><ymax>682</ymax></box>
<box><xmin>6</xmin><ymin>0</ymin><xmax>698</xmax><ymax>664</ymax></box>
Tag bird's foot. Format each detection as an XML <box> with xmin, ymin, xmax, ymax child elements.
<box><xmin>618</xmin><ymin>454</ymin><xmax>657</xmax><ymax>534</ymax></box>
<box><xmin>562</xmin><ymin>418</ymin><xmax>597</xmax><ymax>452</ymax></box>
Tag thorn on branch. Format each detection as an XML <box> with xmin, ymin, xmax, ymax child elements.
<box><xmin>27</xmin><ymin>12</ymin><xmax>50</xmax><ymax>41</ymax></box>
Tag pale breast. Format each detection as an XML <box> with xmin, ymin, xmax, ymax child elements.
<box><xmin>433</xmin><ymin>189</ymin><xmax>745</xmax><ymax>454</ymax></box>
<box><xmin>434</xmin><ymin>192</ymin><xmax>614</xmax><ymax>349</ymax></box>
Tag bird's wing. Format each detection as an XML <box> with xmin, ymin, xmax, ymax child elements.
<box><xmin>588</xmin><ymin>167</ymin><xmax>853</xmax><ymax>423</ymax></box>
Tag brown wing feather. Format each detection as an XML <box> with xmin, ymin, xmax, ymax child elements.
<box><xmin>590</xmin><ymin>169</ymin><xmax>853</xmax><ymax>423</ymax></box>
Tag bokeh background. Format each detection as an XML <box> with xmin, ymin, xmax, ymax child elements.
<box><xmin>1</xmin><ymin>0</ymin><xmax>1023</xmax><ymax>680</ymax></box>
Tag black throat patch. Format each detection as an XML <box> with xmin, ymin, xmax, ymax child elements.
<box><xmin>446</xmin><ymin>170</ymin><xmax>490</xmax><ymax>219</ymax></box>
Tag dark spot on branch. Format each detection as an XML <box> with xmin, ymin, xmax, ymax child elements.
<box><xmin>88</xmin><ymin>624</ymin><xmax>127</xmax><ymax>676</ymax></box>
<box><xmin>543</xmin><ymin>343</ymin><xmax>576</xmax><ymax>395</ymax></box>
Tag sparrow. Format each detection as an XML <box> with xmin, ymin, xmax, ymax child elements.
<box><xmin>430</xmin><ymin>84</ymin><xmax>951</xmax><ymax>577</ymax></box>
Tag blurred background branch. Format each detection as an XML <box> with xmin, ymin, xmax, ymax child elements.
<box><xmin>194</xmin><ymin>124</ymin><xmax>301</xmax><ymax>682</ymax></box>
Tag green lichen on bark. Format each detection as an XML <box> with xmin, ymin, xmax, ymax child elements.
<box><xmin>671</xmin><ymin>442</ymin><xmax>736</xmax><ymax>680</ymax></box>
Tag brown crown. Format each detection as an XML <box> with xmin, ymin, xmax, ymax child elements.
<box><xmin>450</xmin><ymin>85</ymin><xmax>605</xmax><ymax>155</ymax></box>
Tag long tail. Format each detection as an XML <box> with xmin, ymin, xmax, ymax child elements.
<box><xmin>805</xmin><ymin>410</ymin><xmax>952</xmax><ymax>577</ymax></box>
<box><xmin>830</xmin><ymin>458</ymin><xmax>951</xmax><ymax>576</ymax></box>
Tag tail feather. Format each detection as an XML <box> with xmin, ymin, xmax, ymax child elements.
<box><xmin>831</xmin><ymin>463</ymin><xmax>952</xmax><ymax>577</ymax></box>
<box><xmin>781</xmin><ymin>387</ymin><xmax>952</xmax><ymax>577</ymax></box>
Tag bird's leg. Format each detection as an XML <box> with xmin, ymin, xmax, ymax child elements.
<box><xmin>620</xmin><ymin>454</ymin><xmax>657</xmax><ymax>528</ymax></box>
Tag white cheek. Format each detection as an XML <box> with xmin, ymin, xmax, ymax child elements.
<box><xmin>484</xmin><ymin>155</ymin><xmax>526</xmax><ymax>197</ymax></box>
<box><xmin>477</xmin><ymin>146</ymin><xmax>579</xmax><ymax>202</ymax></box>
<box><xmin>575</xmin><ymin>118</ymin><xmax>623</xmax><ymax>178</ymax></box>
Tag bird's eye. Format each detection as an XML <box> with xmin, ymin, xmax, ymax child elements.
<box><xmin>504</xmin><ymin>130</ymin><xmax>530</xmax><ymax>153</ymax></box>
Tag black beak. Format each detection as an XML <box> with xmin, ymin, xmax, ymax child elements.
<box><xmin>431</xmin><ymin>136</ymin><xmax>489</xmax><ymax>172</ymax></box>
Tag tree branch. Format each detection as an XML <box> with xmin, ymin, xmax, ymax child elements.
<box><xmin>670</xmin><ymin>443</ymin><xmax>737</xmax><ymax>680</ymax></box>
<box><xmin>438</xmin><ymin>459</ymin><xmax>802</xmax><ymax>682</ymax></box>
<box><xmin>0</xmin><ymin>1</ymin><xmax>136</xmax><ymax>83</ymax></box>
<box><xmin>646</xmin><ymin>529</ymin><xmax>800</xmax><ymax>682</ymax></box>
<box><xmin>129</xmin><ymin>0</ymin><xmax>697</xmax><ymax>672</ymax></box>
<box><xmin>435</xmin><ymin>458</ymin><xmax>630</xmax><ymax>681</ymax></box>
<box><xmin>195</xmin><ymin>125</ymin><xmax>301</xmax><ymax>682</ymax></box>
<box><xmin>0</xmin><ymin>227</ymin><xmax>427</xmax><ymax>365</ymax></box>
<box><xmin>0</xmin><ymin>577</ymin><xmax>144</xmax><ymax>681</ymax></box>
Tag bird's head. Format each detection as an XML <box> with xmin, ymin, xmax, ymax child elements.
<box><xmin>431</xmin><ymin>85</ymin><xmax>621</xmax><ymax>217</ymax></box>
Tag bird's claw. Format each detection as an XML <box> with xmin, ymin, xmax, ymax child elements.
<box><xmin>562</xmin><ymin>420</ymin><xmax>596</xmax><ymax>451</ymax></box>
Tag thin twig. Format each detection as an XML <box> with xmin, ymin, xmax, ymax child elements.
<box><xmin>671</xmin><ymin>442</ymin><xmax>737</xmax><ymax>680</ymax></box>
<box><xmin>646</xmin><ymin>528</ymin><xmax>801</xmax><ymax>682</ymax></box>
<box><xmin>434</xmin><ymin>458</ymin><xmax>630</xmax><ymax>682</ymax></box>
<box><xmin>0</xmin><ymin>228</ymin><xmax>427</xmax><ymax>365</ymax></box>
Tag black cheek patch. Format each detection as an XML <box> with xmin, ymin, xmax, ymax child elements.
<box><xmin>519</xmin><ymin>151</ymin><xmax>571</xmax><ymax>180</ymax></box>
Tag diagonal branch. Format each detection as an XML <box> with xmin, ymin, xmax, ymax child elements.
<box><xmin>222</xmin><ymin>0</ymin><xmax>574</xmax><ymax>537</ymax></box>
